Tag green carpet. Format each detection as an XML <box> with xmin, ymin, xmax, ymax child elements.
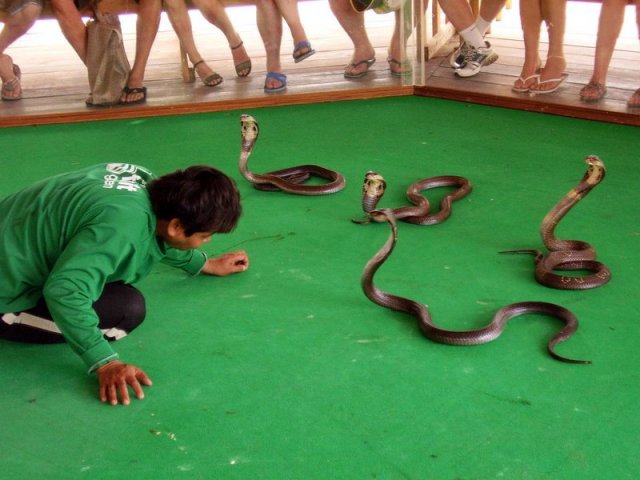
<box><xmin>1</xmin><ymin>97</ymin><xmax>639</xmax><ymax>479</ymax></box>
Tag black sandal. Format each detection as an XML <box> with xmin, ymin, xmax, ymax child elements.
<box><xmin>120</xmin><ymin>85</ymin><xmax>147</xmax><ymax>105</ymax></box>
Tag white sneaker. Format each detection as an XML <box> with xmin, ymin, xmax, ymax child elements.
<box><xmin>449</xmin><ymin>42</ymin><xmax>471</xmax><ymax>68</ymax></box>
<box><xmin>454</xmin><ymin>42</ymin><xmax>497</xmax><ymax>78</ymax></box>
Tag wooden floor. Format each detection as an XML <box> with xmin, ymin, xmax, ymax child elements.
<box><xmin>1</xmin><ymin>1</ymin><xmax>639</xmax><ymax>127</ymax></box>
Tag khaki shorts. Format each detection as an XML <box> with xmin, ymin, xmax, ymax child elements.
<box><xmin>0</xmin><ymin>0</ymin><xmax>43</xmax><ymax>16</ymax></box>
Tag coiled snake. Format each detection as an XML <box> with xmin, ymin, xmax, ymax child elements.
<box><xmin>239</xmin><ymin>114</ymin><xmax>346</xmax><ymax>195</ymax></box>
<box><xmin>353</xmin><ymin>171</ymin><xmax>472</xmax><ymax>224</ymax></box>
<box><xmin>362</xmin><ymin>209</ymin><xmax>590</xmax><ymax>364</ymax></box>
<box><xmin>501</xmin><ymin>155</ymin><xmax>611</xmax><ymax>289</ymax></box>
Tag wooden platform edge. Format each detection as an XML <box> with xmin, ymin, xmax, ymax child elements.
<box><xmin>414</xmin><ymin>86</ymin><xmax>640</xmax><ymax>127</ymax></box>
<box><xmin>0</xmin><ymin>86</ymin><xmax>415</xmax><ymax>128</ymax></box>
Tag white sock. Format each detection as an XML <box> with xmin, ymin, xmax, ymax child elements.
<box><xmin>459</xmin><ymin>25</ymin><xmax>485</xmax><ymax>49</ymax></box>
<box><xmin>476</xmin><ymin>17</ymin><xmax>492</xmax><ymax>36</ymax></box>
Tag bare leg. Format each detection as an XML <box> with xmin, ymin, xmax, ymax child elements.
<box><xmin>191</xmin><ymin>0</ymin><xmax>251</xmax><ymax>75</ymax></box>
<box><xmin>121</xmin><ymin>0</ymin><xmax>162</xmax><ymax>103</ymax></box>
<box><xmin>438</xmin><ymin>0</ymin><xmax>476</xmax><ymax>32</ymax></box>
<box><xmin>164</xmin><ymin>0</ymin><xmax>222</xmax><ymax>86</ymax></box>
<box><xmin>50</xmin><ymin>0</ymin><xmax>88</xmax><ymax>64</ymax></box>
<box><xmin>329</xmin><ymin>0</ymin><xmax>375</xmax><ymax>77</ymax></box>
<box><xmin>273</xmin><ymin>0</ymin><xmax>310</xmax><ymax>53</ymax></box>
<box><xmin>478</xmin><ymin>0</ymin><xmax>507</xmax><ymax>31</ymax></box>
<box><xmin>256</xmin><ymin>0</ymin><xmax>285</xmax><ymax>89</ymax></box>
<box><xmin>0</xmin><ymin>3</ymin><xmax>41</xmax><ymax>99</ymax></box>
<box><xmin>628</xmin><ymin>0</ymin><xmax>640</xmax><ymax>106</ymax></box>
<box><xmin>529</xmin><ymin>0</ymin><xmax>568</xmax><ymax>92</ymax></box>
<box><xmin>513</xmin><ymin>0</ymin><xmax>542</xmax><ymax>91</ymax></box>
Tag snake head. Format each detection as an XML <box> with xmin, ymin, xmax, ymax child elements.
<box><xmin>584</xmin><ymin>155</ymin><xmax>606</xmax><ymax>184</ymax></box>
<box><xmin>240</xmin><ymin>114</ymin><xmax>259</xmax><ymax>145</ymax></box>
<box><xmin>361</xmin><ymin>171</ymin><xmax>387</xmax><ymax>213</ymax></box>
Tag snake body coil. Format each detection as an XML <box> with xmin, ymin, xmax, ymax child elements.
<box><xmin>353</xmin><ymin>171</ymin><xmax>472</xmax><ymax>225</ymax></box>
<box><xmin>501</xmin><ymin>156</ymin><xmax>610</xmax><ymax>289</ymax></box>
<box><xmin>362</xmin><ymin>209</ymin><xmax>590</xmax><ymax>364</ymax></box>
<box><xmin>239</xmin><ymin>114</ymin><xmax>346</xmax><ymax>195</ymax></box>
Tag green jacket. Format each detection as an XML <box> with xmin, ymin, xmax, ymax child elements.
<box><xmin>0</xmin><ymin>164</ymin><xmax>207</xmax><ymax>372</ymax></box>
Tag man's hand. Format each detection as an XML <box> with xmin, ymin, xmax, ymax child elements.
<box><xmin>202</xmin><ymin>250</ymin><xmax>249</xmax><ymax>276</ymax></box>
<box><xmin>96</xmin><ymin>360</ymin><xmax>152</xmax><ymax>406</ymax></box>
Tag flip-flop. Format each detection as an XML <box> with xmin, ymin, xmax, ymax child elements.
<box><xmin>579</xmin><ymin>81</ymin><xmax>607</xmax><ymax>103</ymax></box>
<box><xmin>512</xmin><ymin>74</ymin><xmax>540</xmax><ymax>93</ymax></box>
<box><xmin>264</xmin><ymin>72</ymin><xmax>287</xmax><ymax>94</ymax></box>
<box><xmin>529</xmin><ymin>73</ymin><xmax>569</xmax><ymax>95</ymax></box>
<box><xmin>344</xmin><ymin>57</ymin><xmax>376</xmax><ymax>79</ymax></box>
<box><xmin>387</xmin><ymin>57</ymin><xmax>412</xmax><ymax>77</ymax></box>
<box><xmin>293</xmin><ymin>41</ymin><xmax>316</xmax><ymax>63</ymax></box>
<box><xmin>1</xmin><ymin>64</ymin><xmax>22</xmax><ymax>101</ymax></box>
<box><xmin>120</xmin><ymin>85</ymin><xmax>147</xmax><ymax>105</ymax></box>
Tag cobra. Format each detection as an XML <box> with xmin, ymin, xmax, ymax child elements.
<box><xmin>361</xmin><ymin>208</ymin><xmax>591</xmax><ymax>364</ymax></box>
<box><xmin>501</xmin><ymin>155</ymin><xmax>611</xmax><ymax>290</ymax></box>
<box><xmin>353</xmin><ymin>171</ymin><xmax>472</xmax><ymax>225</ymax></box>
<box><xmin>238</xmin><ymin>114</ymin><xmax>346</xmax><ymax>195</ymax></box>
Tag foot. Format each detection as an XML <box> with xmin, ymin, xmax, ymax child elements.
<box><xmin>120</xmin><ymin>84</ymin><xmax>147</xmax><ymax>105</ymax></box>
<box><xmin>512</xmin><ymin>60</ymin><xmax>541</xmax><ymax>93</ymax></box>
<box><xmin>387</xmin><ymin>57</ymin><xmax>411</xmax><ymax>77</ymax></box>
<box><xmin>264</xmin><ymin>72</ymin><xmax>286</xmax><ymax>93</ymax></box>
<box><xmin>344</xmin><ymin>52</ymin><xmax>376</xmax><ymax>79</ymax></box>
<box><xmin>529</xmin><ymin>56</ymin><xmax>567</xmax><ymax>93</ymax></box>
<box><xmin>293</xmin><ymin>40</ymin><xmax>316</xmax><ymax>63</ymax></box>
<box><xmin>628</xmin><ymin>88</ymin><xmax>640</xmax><ymax>108</ymax></box>
<box><xmin>193</xmin><ymin>60</ymin><xmax>223</xmax><ymax>87</ymax></box>
<box><xmin>450</xmin><ymin>41</ymin><xmax>498</xmax><ymax>69</ymax></box>
<box><xmin>0</xmin><ymin>54</ymin><xmax>22</xmax><ymax>101</ymax></box>
<box><xmin>230</xmin><ymin>41</ymin><xmax>251</xmax><ymax>77</ymax></box>
<box><xmin>454</xmin><ymin>42</ymin><xmax>495</xmax><ymax>78</ymax></box>
<box><xmin>579</xmin><ymin>80</ymin><xmax>607</xmax><ymax>102</ymax></box>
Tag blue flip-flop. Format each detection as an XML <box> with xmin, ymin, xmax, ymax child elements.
<box><xmin>293</xmin><ymin>41</ymin><xmax>316</xmax><ymax>63</ymax></box>
<box><xmin>264</xmin><ymin>72</ymin><xmax>287</xmax><ymax>94</ymax></box>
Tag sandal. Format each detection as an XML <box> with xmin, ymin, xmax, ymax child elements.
<box><xmin>627</xmin><ymin>88</ymin><xmax>640</xmax><ymax>108</ymax></box>
<box><xmin>344</xmin><ymin>57</ymin><xmax>376</xmax><ymax>79</ymax></box>
<box><xmin>387</xmin><ymin>57</ymin><xmax>412</xmax><ymax>77</ymax></box>
<box><xmin>293</xmin><ymin>40</ymin><xmax>316</xmax><ymax>63</ymax></box>
<box><xmin>512</xmin><ymin>74</ymin><xmax>540</xmax><ymax>93</ymax></box>
<box><xmin>192</xmin><ymin>60</ymin><xmax>223</xmax><ymax>87</ymax></box>
<box><xmin>264</xmin><ymin>72</ymin><xmax>287</xmax><ymax>94</ymax></box>
<box><xmin>120</xmin><ymin>85</ymin><xmax>147</xmax><ymax>105</ymax></box>
<box><xmin>579</xmin><ymin>81</ymin><xmax>607</xmax><ymax>103</ymax></box>
<box><xmin>230</xmin><ymin>41</ymin><xmax>251</xmax><ymax>78</ymax></box>
<box><xmin>529</xmin><ymin>73</ymin><xmax>569</xmax><ymax>95</ymax></box>
<box><xmin>1</xmin><ymin>64</ymin><xmax>22</xmax><ymax>101</ymax></box>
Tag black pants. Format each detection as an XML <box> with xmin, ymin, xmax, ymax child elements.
<box><xmin>0</xmin><ymin>283</ymin><xmax>145</xmax><ymax>344</ymax></box>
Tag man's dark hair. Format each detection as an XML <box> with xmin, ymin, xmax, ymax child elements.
<box><xmin>148</xmin><ymin>166</ymin><xmax>242</xmax><ymax>236</ymax></box>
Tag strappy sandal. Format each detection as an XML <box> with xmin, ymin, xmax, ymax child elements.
<box><xmin>264</xmin><ymin>72</ymin><xmax>286</xmax><ymax>93</ymax></box>
<box><xmin>579</xmin><ymin>81</ymin><xmax>607</xmax><ymax>103</ymax></box>
<box><xmin>293</xmin><ymin>40</ymin><xmax>316</xmax><ymax>63</ymax></box>
<box><xmin>192</xmin><ymin>60</ymin><xmax>223</xmax><ymax>87</ymax></box>
<box><xmin>230</xmin><ymin>41</ymin><xmax>251</xmax><ymax>78</ymax></box>
<box><xmin>1</xmin><ymin>64</ymin><xmax>22</xmax><ymax>101</ymax></box>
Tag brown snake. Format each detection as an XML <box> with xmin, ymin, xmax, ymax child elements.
<box><xmin>352</xmin><ymin>171</ymin><xmax>472</xmax><ymax>225</ymax></box>
<box><xmin>501</xmin><ymin>155</ymin><xmax>611</xmax><ymax>290</ymax></box>
<box><xmin>362</xmin><ymin>209</ymin><xmax>590</xmax><ymax>364</ymax></box>
<box><xmin>239</xmin><ymin>114</ymin><xmax>346</xmax><ymax>195</ymax></box>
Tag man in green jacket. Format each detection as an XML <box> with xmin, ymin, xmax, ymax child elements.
<box><xmin>0</xmin><ymin>163</ymin><xmax>249</xmax><ymax>405</ymax></box>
